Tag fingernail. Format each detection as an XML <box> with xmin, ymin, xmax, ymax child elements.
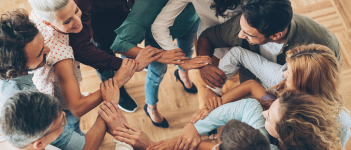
<box><xmin>137</xmin><ymin>62</ymin><xmax>139</xmax><ymax>65</ymax></box>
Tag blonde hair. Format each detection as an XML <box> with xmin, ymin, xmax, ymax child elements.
<box><xmin>28</xmin><ymin>0</ymin><xmax>69</xmax><ymax>23</ymax></box>
<box><xmin>270</xmin><ymin>44</ymin><xmax>344</xmax><ymax>114</ymax></box>
<box><xmin>277</xmin><ymin>90</ymin><xmax>342</xmax><ymax>150</ymax></box>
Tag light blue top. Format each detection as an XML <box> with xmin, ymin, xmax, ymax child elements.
<box><xmin>194</xmin><ymin>98</ymin><xmax>278</xmax><ymax>150</ymax></box>
<box><xmin>0</xmin><ymin>74</ymin><xmax>37</xmax><ymax>103</ymax></box>
<box><xmin>194</xmin><ymin>98</ymin><xmax>351</xmax><ymax>148</ymax></box>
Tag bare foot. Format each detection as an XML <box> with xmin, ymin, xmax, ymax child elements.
<box><xmin>178</xmin><ymin>70</ymin><xmax>193</xmax><ymax>89</ymax></box>
<box><xmin>147</xmin><ymin>104</ymin><xmax>164</xmax><ymax>123</ymax></box>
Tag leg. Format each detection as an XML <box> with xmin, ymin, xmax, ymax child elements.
<box><xmin>92</xmin><ymin>40</ymin><xmax>137</xmax><ymax>112</ymax></box>
<box><xmin>176</xmin><ymin>18</ymin><xmax>200</xmax><ymax>89</ymax></box>
<box><xmin>144</xmin><ymin>30</ymin><xmax>168</xmax><ymax>126</ymax></box>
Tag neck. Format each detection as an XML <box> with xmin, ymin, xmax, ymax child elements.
<box><xmin>3</xmin><ymin>141</ymin><xmax>44</xmax><ymax>150</ymax></box>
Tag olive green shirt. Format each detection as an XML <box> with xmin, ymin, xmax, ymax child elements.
<box><xmin>200</xmin><ymin>13</ymin><xmax>340</xmax><ymax>82</ymax></box>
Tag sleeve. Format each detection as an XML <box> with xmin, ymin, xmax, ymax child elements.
<box><xmin>218</xmin><ymin>47</ymin><xmax>286</xmax><ymax>88</ymax></box>
<box><xmin>194</xmin><ymin>98</ymin><xmax>265</xmax><ymax>135</ymax></box>
<box><xmin>69</xmin><ymin>0</ymin><xmax>122</xmax><ymax>72</ymax></box>
<box><xmin>199</xmin><ymin>14</ymin><xmax>243</xmax><ymax>48</ymax></box>
<box><xmin>46</xmin><ymin>39</ymin><xmax>75</xmax><ymax>66</ymax></box>
<box><xmin>151</xmin><ymin>0</ymin><xmax>189</xmax><ymax>50</ymax></box>
<box><xmin>110</xmin><ymin>21</ymin><xmax>145</xmax><ymax>53</ymax></box>
<box><xmin>339</xmin><ymin>110</ymin><xmax>351</xmax><ymax>148</ymax></box>
<box><xmin>51</xmin><ymin>126</ymin><xmax>86</xmax><ymax>150</ymax></box>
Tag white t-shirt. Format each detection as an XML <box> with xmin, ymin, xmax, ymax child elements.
<box><xmin>259</xmin><ymin>42</ymin><xmax>284</xmax><ymax>63</ymax></box>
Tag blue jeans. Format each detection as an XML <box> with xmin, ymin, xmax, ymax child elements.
<box><xmin>144</xmin><ymin>18</ymin><xmax>200</xmax><ymax>105</ymax></box>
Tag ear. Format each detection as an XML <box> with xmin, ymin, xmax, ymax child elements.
<box><xmin>269</xmin><ymin>32</ymin><xmax>283</xmax><ymax>41</ymax></box>
<box><xmin>42</xmin><ymin>20</ymin><xmax>51</xmax><ymax>26</ymax></box>
<box><xmin>33</xmin><ymin>139</ymin><xmax>45</xmax><ymax>149</ymax></box>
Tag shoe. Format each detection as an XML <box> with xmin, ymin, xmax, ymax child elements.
<box><xmin>144</xmin><ymin>104</ymin><xmax>169</xmax><ymax>128</ymax></box>
<box><xmin>118</xmin><ymin>86</ymin><xmax>138</xmax><ymax>113</ymax></box>
<box><xmin>207</xmin><ymin>128</ymin><xmax>218</xmax><ymax>139</ymax></box>
<box><xmin>174</xmin><ymin>69</ymin><xmax>198</xmax><ymax>93</ymax></box>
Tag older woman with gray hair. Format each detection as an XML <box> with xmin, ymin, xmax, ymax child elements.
<box><xmin>26</xmin><ymin>0</ymin><xmax>138</xmax><ymax>149</ymax></box>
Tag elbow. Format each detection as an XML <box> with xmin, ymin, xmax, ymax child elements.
<box><xmin>67</xmin><ymin>105</ymin><xmax>85</xmax><ymax>118</ymax></box>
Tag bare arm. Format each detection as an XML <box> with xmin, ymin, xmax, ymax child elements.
<box><xmin>83</xmin><ymin>116</ymin><xmax>107</xmax><ymax>150</ymax></box>
<box><xmin>54</xmin><ymin>59</ymin><xmax>103</xmax><ymax>118</ymax></box>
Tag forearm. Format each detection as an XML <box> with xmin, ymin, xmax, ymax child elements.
<box><xmin>119</xmin><ymin>46</ymin><xmax>141</xmax><ymax>58</ymax></box>
<box><xmin>196</xmin><ymin>142</ymin><xmax>218</xmax><ymax>150</ymax></box>
<box><xmin>69</xmin><ymin>90</ymin><xmax>103</xmax><ymax>118</ymax></box>
<box><xmin>196</xmin><ymin>37</ymin><xmax>215</xmax><ymax>57</ymax></box>
<box><xmin>83</xmin><ymin>116</ymin><xmax>107</xmax><ymax>150</ymax></box>
<box><xmin>221</xmin><ymin>80</ymin><xmax>267</xmax><ymax>104</ymax></box>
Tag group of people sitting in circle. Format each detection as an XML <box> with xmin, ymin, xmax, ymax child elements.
<box><xmin>0</xmin><ymin>0</ymin><xmax>350</xmax><ymax>149</ymax></box>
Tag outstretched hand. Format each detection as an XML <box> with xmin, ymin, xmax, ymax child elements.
<box><xmin>147</xmin><ymin>139</ymin><xmax>177</xmax><ymax>150</ymax></box>
<box><xmin>114</xmin><ymin>123</ymin><xmax>154</xmax><ymax>150</ymax></box>
<box><xmin>174</xmin><ymin>123</ymin><xmax>201</xmax><ymax>150</ymax></box>
<box><xmin>199</xmin><ymin>65</ymin><xmax>226</xmax><ymax>88</ymax></box>
<box><xmin>156</xmin><ymin>48</ymin><xmax>189</xmax><ymax>65</ymax></box>
<box><xmin>190</xmin><ymin>108</ymin><xmax>211</xmax><ymax>124</ymax></box>
<box><xmin>178</xmin><ymin>56</ymin><xmax>212</xmax><ymax>70</ymax></box>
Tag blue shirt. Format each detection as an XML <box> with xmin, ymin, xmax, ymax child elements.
<box><xmin>0</xmin><ymin>74</ymin><xmax>38</xmax><ymax>103</ymax></box>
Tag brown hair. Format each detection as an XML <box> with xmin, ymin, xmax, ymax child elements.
<box><xmin>0</xmin><ymin>9</ymin><xmax>39</xmax><ymax>80</ymax></box>
<box><xmin>276</xmin><ymin>90</ymin><xmax>342</xmax><ymax>150</ymax></box>
<box><xmin>219</xmin><ymin>119</ymin><xmax>270</xmax><ymax>150</ymax></box>
<box><xmin>270</xmin><ymin>44</ymin><xmax>344</xmax><ymax>114</ymax></box>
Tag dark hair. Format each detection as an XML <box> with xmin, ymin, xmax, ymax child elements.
<box><xmin>211</xmin><ymin>0</ymin><xmax>242</xmax><ymax>17</ymax></box>
<box><xmin>0</xmin><ymin>9</ymin><xmax>39</xmax><ymax>80</ymax></box>
<box><xmin>219</xmin><ymin>119</ymin><xmax>270</xmax><ymax>150</ymax></box>
<box><xmin>276</xmin><ymin>90</ymin><xmax>342</xmax><ymax>150</ymax></box>
<box><xmin>241</xmin><ymin>0</ymin><xmax>293</xmax><ymax>37</ymax></box>
<box><xmin>0</xmin><ymin>91</ymin><xmax>62</xmax><ymax>148</ymax></box>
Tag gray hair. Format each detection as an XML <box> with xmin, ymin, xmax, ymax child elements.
<box><xmin>28</xmin><ymin>0</ymin><xmax>69</xmax><ymax>23</ymax></box>
<box><xmin>0</xmin><ymin>91</ymin><xmax>62</xmax><ymax>148</ymax></box>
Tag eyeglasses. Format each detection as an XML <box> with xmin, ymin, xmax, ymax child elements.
<box><xmin>42</xmin><ymin>113</ymin><xmax>67</xmax><ymax>138</ymax></box>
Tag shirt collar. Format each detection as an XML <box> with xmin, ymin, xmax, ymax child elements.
<box><xmin>282</xmin><ymin>18</ymin><xmax>297</xmax><ymax>48</ymax></box>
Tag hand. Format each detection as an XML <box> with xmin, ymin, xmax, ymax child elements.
<box><xmin>98</xmin><ymin>101</ymin><xmax>128</xmax><ymax>135</ymax></box>
<box><xmin>114</xmin><ymin>58</ymin><xmax>138</xmax><ymax>87</ymax></box>
<box><xmin>178</xmin><ymin>56</ymin><xmax>212</xmax><ymax>70</ymax></box>
<box><xmin>174</xmin><ymin>123</ymin><xmax>201</xmax><ymax>150</ymax></box>
<box><xmin>135</xmin><ymin>46</ymin><xmax>163</xmax><ymax>72</ymax></box>
<box><xmin>204</xmin><ymin>89</ymin><xmax>222</xmax><ymax>111</ymax></box>
<box><xmin>114</xmin><ymin>123</ymin><xmax>154</xmax><ymax>150</ymax></box>
<box><xmin>100</xmin><ymin>77</ymin><xmax>120</xmax><ymax>103</ymax></box>
<box><xmin>155</xmin><ymin>48</ymin><xmax>189</xmax><ymax>65</ymax></box>
<box><xmin>147</xmin><ymin>139</ymin><xmax>177</xmax><ymax>150</ymax></box>
<box><xmin>190</xmin><ymin>108</ymin><xmax>211</xmax><ymax>124</ymax></box>
<box><xmin>199</xmin><ymin>65</ymin><xmax>226</xmax><ymax>88</ymax></box>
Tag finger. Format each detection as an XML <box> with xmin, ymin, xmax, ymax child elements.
<box><xmin>174</xmin><ymin>138</ymin><xmax>182</xmax><ymax>150</ymax></box>
<box><xmin>204</xmin><ymin>78</ymin><xmax>216</xmax><ymax>89</ymax></box>
<box><xmin>114</xmin><ymin>135</ymin><xmax>134</xmax><ymax>145</ymax></box>
<box><xmin>217</xmin><ymin>97</ymin><xmax>222</xmax><ymax>107</ymax></box>
<box><xmin>113</xmin><ymin>77</ymin><xmax>119</xmax><ymax>88</ymax></box>
<box><xmin>123</xmin><ymin>123</ymin><xmax>138</xmax><ymax>132</ymax></box>
<box><xmin>172</xmin><ymin>61</ymin><xmax>186</xmax><ymax>65</ymax></box>
<box><xmin>114</xmin><ymin>127</ymin><xmax>134</xmax><ymax>136</ymax></box>
<box><xmin>214</xmin><ymin>69</ymin><xmax>226</xmax><ymax>84</ymax></box>
<box><xmin>172</xmin><ymin>49</ymin><xmax>183</xmax><ymax>53</ymax></box>
<box><xmin>212</xmin><ymin>97</ymin><xmax>218</xmax><ymax>110</ymax></box>
<box><xmin>100</xmin><ymin>82</ymin><xmax>105</xmax><ymax>95</ymax></box>
<box><xmin>178</xmin><ymin>140</ymin><xmax>187</xmax><ymax>150</ymax></box>
<box><xmin>131</xmin><ymin>59</ymin><xmax>137</xmax><ymax>73</ymax></box>
<box><xmin>126</xmin><ymin>58</ymin><xmax>132</xmax><ymax>67</ymax></box>
<box><xmin>151</xmin><ymin>52</ymin><xmax>163</xmax><ymax>61</ymax></box>
<box><xmin>209</xmin><ymin>75</ymin><xmax>223</xmax><ymax>88</ymax></box>
<box><xmin>105</xmin><ymin>101</ymin><xmax>118</xmax><ymax>114</ymax></box>
<box><xmin>173</xmin><ymin>52</ymin><xmax>186</xmax><ymax>57</ymax></box>
<box><xmin>204</xmin><ymin>98</ymin><xmax>211</xmax><ymax>111</ymax></box>
<box><xmin>122</xmin><ymin>58</ymin><xmax>129</xmax><ymax>66</ymax></box>
<box><xmin>98</xmin><ymin>109</ymin><xmax>108</xmax><ymax>119</ymax></box>
<box><xmin>191</xmin><ymin>113</ymin><xmax>202</xmax><ymax>124</ymax></box>
<box><xmin>200</xmin><ymin>111</ymin><xmax>209</xmax><ymax>120</ymax></box>
<box><xmin>108</xmin><ymin>78</ymin><xmax>113</xmax><ymax>89</ymax></box>
<box><xmin>100</xmin><ymin>102</ymin><xmax>113</xmax><ymax>116</ymax></box>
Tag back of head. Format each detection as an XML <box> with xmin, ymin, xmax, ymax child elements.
<box><xmin>219</xmin><ymin>119</ymin><xmax>270</xmax><ymax>150</ymax></box>
<box><xmin>286</xmin><ymin>44</ymin><xmax>343</xmax><ymax>112</ymax></box>
<box><xmin>0</xmin><ymin>91</ymin><xmax>62</xmax><ymax>148</ymax></box>
<box><xmin>28</xmin><ymin>0</ymin><xmax>69</xmax><ymax>23</ymax></box>
<box><xmin>241</xmin><ymin>0</ymin><xmax>293</xmax><ymax>37</ymax></box>
<box><xmin>277</xmin><ymin>90</ymin><xmax>341</xmax><ymax>150</ymax></box>
<box><xmin>0</xmin><ymin>9</ymin><xmax>38</xmax><ymax>80</ymax></box>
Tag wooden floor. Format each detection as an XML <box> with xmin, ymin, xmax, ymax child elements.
<box><xmin>1</xmin><ymin>0</ymin><xmax>351</xmax><ymax>149</ymax></box>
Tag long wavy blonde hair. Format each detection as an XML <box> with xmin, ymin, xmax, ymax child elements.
<box><xmin>270</xmin><ymin>44</ymin><xmax>344</xmax><ymax>114</ymax></box>
<box><xmin>276</xmin><ymin>90</ymin><xmax>342</xmax><ymax>150</ymax></box>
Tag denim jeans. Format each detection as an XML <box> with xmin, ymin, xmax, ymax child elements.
<box><xmin>144</xmin><ymin>18</ymin><xmax>200</xmax><ymax>105</ymax></box>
